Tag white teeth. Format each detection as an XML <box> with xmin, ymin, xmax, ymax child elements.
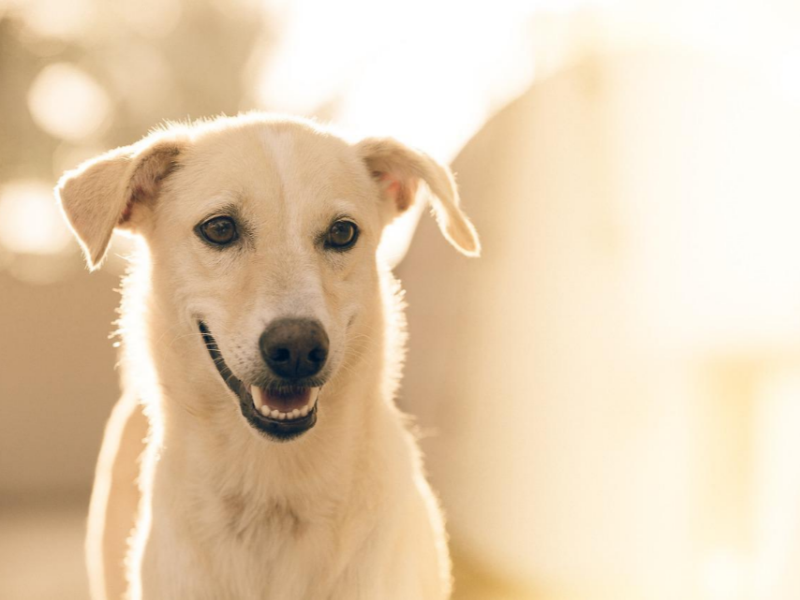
<box><xmin>256</xmin><ymin>387</ymin><xmax>321</xmax><ymax>420</ymax></box>
<box><xmin>251</xmin><ymin>385</ymin><xmax>264</xmax><ymax>410</ymax></box>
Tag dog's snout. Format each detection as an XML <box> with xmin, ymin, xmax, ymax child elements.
<box><xmin>260</xmin><ymin>318</ymin><xmax>329</xmax><ymax>380</ymax></box>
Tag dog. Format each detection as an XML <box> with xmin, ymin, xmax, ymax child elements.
<box><xmin>56</xmin><ymin>113</ymin><xmax>479</xmax><ymax>599</ymax></box>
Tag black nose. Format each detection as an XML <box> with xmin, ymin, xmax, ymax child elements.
<box><xmin>259</xmin><ymin>318</ymin><xmax>329</xmax><ymax>380</ymax></box>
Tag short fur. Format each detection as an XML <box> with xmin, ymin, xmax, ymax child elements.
<box><xmin>56</xmin><ymin>114</ymin><xmax>479</xmax><ymax>600</ymax></box>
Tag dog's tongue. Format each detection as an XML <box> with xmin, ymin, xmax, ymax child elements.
<box><xmin>261</xmin><ymin>387</ymin><xmax>313</xmax><ymax>412</ymax></box>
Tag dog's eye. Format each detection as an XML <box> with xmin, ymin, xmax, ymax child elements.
<box><xmin>325</xmin><ymin>220</ymin><xmax>359</xmax><ymax>251</ymax></box>
<box><xmin>198</xmin><ymin>216</ymin><xmax>238</xmax><ymax>246</ymax></box>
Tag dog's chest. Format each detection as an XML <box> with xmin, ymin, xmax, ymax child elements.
<box><xmin>206</xmin><ymin>495</ymin><xmax>338</xmax><ymax>597</ymax></box>
<box><xmin>146</xmin><ymin>497</ymin><xmax>339</xmax><ymax>599</ymax></box>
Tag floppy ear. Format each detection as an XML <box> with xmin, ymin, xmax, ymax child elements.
<box><xmin>356</xmin><ymin>137</ymin><xmax>480</xmax><ymax>257</ymax></box>
<box><xmin>56</xmin><ymin>137</ymin><xmax>184</xmax><ymax>270</ymax></box>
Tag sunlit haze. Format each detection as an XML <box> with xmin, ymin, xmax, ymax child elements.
<box><xmin>2</xmin><ymin>0</ymin><xmax>800</xmax><ymax>599</ymax></box>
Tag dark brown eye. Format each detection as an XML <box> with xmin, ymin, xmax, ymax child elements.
<box><xmin>197</xmin><ymin>216</ymin><xmax>238</xmax><ymax>246</ymax></box>
<box><xmin>325</xmin><ymin>220</ymin><xmax>358</xmax><ymax>251</ymax></box>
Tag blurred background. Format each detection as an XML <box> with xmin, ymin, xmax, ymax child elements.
<box><xmin>2</xmin><ymin>0</ymin><xmax>800</xmax><ymax>599</ymax></box>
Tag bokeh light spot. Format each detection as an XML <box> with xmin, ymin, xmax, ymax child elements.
<box><xmin>27</xmin><ymin>63</ymin><xmax>111</xmax><ymax>142</ymax></box>
<box><xmin>16</xmin><ymin>0</ymin><xmax>95</xmax><ymax>41</ymax></box>
<box><xmin>115</xmin><ymin>0</ymin><xmax>182</xmax><ymax>39</ymax></box>
<box><xmin>0</xmin><ymin>180</ymin><xmax>73</xmax><ymax>256</ymax></box>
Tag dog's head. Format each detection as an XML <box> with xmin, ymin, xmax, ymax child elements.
<box><xmin>56</xmin><ymin>115</ymin><xmax>479</xmax><ymax>441</ymax></box>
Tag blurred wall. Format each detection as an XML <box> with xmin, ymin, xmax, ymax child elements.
<box><xmin>0</xmin><ymin>263</ymin><xmax>119</xmax><ymax>497</ymax></box>
<box><xmin>399</xmin><ymin>48</ymin><xmax>800</xmax><ymax>599</ymax></box>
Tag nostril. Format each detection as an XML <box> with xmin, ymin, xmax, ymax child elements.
<box><xmin>308</xmin><ymin>347</ymin><xmax>327</xmax><ymax>364</ymax></box>
<box><xmin>271</xmin><ymin>347</ymin><xmax>291</xmax><ymax>363</ymax></box>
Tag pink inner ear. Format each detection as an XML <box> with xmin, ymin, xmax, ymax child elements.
<box><xmin>378</xmin><ymin>172</ymin><xmax>401</xmax><ymax>196</ymax></box>
<box><xmin>119</xmin><ymin>144</ymin><xmax>180</xmax><ymax>226</ymax></box>
<box><xmin>377</xmin><ymin>172</ymin><xmax>415</xmax><ymax>212</ymax></box>
<box><xmin>119</xmin><ymin>202</ymin><xmax>133</xmax><ymax>224</ymax></box>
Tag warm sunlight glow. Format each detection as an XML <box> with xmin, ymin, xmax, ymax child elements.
<box><xmin>258</xmin><ymin>1</ymin><xmax>538</xmax><ymax>159</ymax></box>
<box><xmin>774</xmin><ymin>50</ymin><xmax>800</xmax><ymax>103</ymax></box>
<box><xmin>27</xmin><ymin>63</ymin><xmax>111</xmax><ymax>142</ymax></box>
<box><xmin>753</xmin><ymin>369</ymin><xmax>800</xmax><ymax>599</ymax></box>
<box><xmin>703</xmin><ymin>551</ymin><xmax>750</xmax><ymax>600</ymax></box>
<box><xmin>0</xmin><ymin>180</ymin><xmax>72</xmax><ymax>255</ymax></box>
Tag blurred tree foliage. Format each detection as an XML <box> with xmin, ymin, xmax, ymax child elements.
<box><xmin>0</xmin><ymin>0</ymin><xmax>270</xmax><ymax>184</ymax></box>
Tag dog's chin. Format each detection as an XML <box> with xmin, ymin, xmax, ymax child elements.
<box><xmin>198</xmin><ymin>321</ymin><xmax>321</xmax><ymax>441</ymax></box>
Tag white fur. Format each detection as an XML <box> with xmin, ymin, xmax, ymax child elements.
<box><xmin>56</xmin><ymin>114</ymin><xmax>479</xmax><ymax>600</ymax></box>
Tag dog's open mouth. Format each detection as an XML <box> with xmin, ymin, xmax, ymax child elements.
<box><xmin>198</xmin><ymin>321</ymin><xmax>319</xmax><ymax>440</ymax></box>
<box><xmin>249</xmin><ymin>385</ymin><xmax>318</xmax><ymax>421</ymax></box>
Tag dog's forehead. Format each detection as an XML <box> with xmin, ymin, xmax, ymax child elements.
<box><xmin>173</xmin><ymin>121</ymin><xmax>373</xmax><ymax>220</ymax></box>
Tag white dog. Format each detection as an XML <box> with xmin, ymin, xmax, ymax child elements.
<box><xmin>57</xmin><ymin>114</ymin><xmax>479</xmax><ymax>600</ymax></box>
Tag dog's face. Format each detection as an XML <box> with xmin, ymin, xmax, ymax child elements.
<box><xmin>148</xmin><ymin>124</ymin><xmax>387</xmax><ymax>440</ymax></box>
<box><xmin>56</xmin><ymin>115</ymin><xmax>479</xmax><ymax>442</ymax></box>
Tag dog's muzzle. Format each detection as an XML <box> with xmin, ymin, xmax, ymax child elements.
<box><xmin>199</xmin><ymin>321</ymin><xmax>324</xmax><ymax>441</ymax></box>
